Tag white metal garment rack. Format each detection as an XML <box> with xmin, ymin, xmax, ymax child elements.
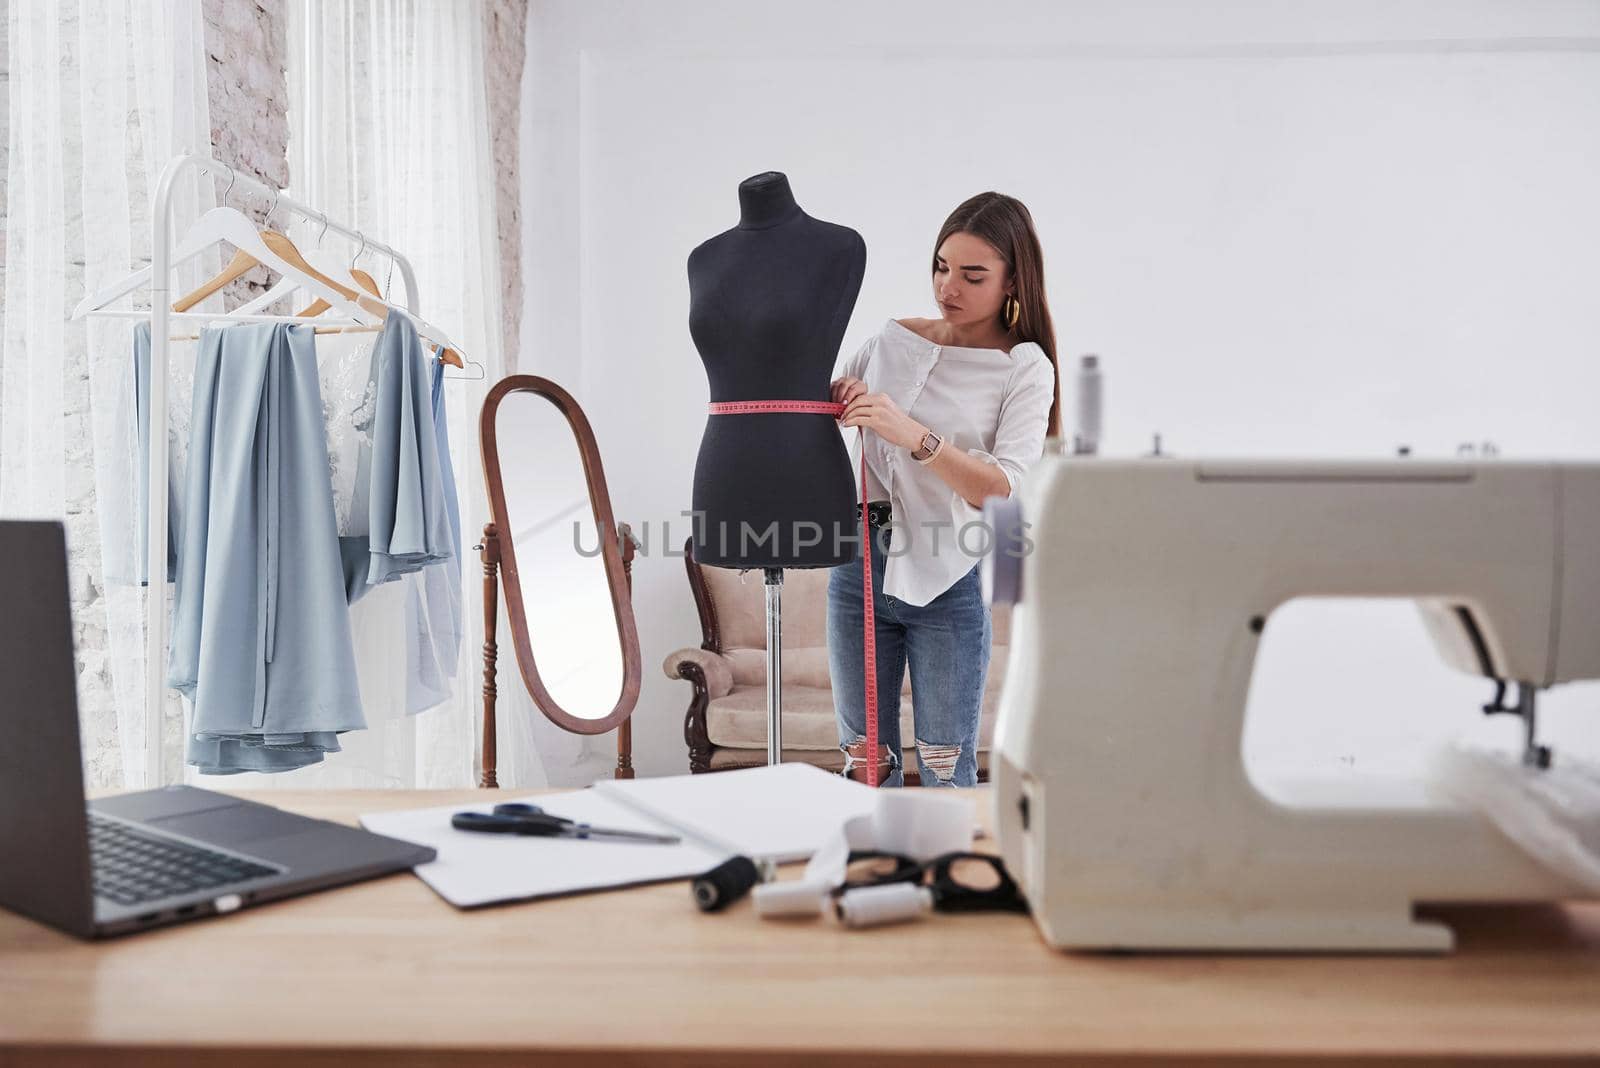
<box><xmin>106</xmin><ymin>153</ymin><xmax>423</xmax><ymax>786</ymax></box>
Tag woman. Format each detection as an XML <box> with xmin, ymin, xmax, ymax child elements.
<box><xmin>827</xmin><ymin>192</ymin><xmax>1060</xmax><ymax>788</ymax></box>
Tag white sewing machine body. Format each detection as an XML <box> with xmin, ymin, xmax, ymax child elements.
<box><xmin>988</xmin><ymin>456</ymin><xmax>1600</xmax><ymax>952</ymax></box>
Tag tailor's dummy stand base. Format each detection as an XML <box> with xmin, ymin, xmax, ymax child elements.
<box><xmin>764</xmin><ymin>568</ymin><xmax>784</xmax><ymax>764</ymax></box>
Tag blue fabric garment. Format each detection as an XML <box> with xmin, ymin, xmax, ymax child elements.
<box><xmin>401</xmin><ymin>356</ymin><xmax>464</xmax><ymax>713</ymax></box>
<box><xmin>168</xmin><ymin>323</ymin><xmax>365</xmax><ymax>774</ymax></box>
<box><xmin>341</xmin><ymin>313</ymin><xmax>455</xmax><ymax>601</ymax></box>
<box><xmin>431</xmin><ymin>355</ymin><xmax>463</xmax><ymax>593</ymax></box>
<box><xmin>129</xmin><ymin>322</ymin><xmax>181</xmax><ymax>586</ymax></box>
<box><xmin>827</xmin><ymin>514</ymin><xmax>991</xmax><ymax>788</ymax></box>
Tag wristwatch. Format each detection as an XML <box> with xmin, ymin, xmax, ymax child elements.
<box><xmin>910</xmin><ymin>429</ymin><xmax>945</xmax><ymax>464</ymax></box>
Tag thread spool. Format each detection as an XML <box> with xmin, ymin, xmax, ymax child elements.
<box><xmin>833</xmin><ymin>882</ymin><xmax>934</xmax><ymax>929</ymax></box>
<box><xmin>1074</xmin><ymin>354</ymin><xmax>1102</xmax><ymax>455</ymax></box>
<box><xmin>692</xmin><ymin>856</ymin><xmax>766</xmax><ymax>912</ymax></box>
<box><xmin>751</xmin><ymin>879</ymin><xmax>828</xmax><ymax>918</ymax></box>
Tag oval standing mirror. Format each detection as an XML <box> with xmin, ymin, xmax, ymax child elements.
<box><xmin>478</xmin><ymin>375</ymin><xmax>642</xmax><ymax>786</ymax></box>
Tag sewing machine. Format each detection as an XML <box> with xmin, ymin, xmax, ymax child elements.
<box><xmin>984</xmin><ymin>454</ymin><xmax>1600</xmax><ymax>952</ymax></box>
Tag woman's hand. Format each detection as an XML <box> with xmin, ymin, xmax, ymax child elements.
<box><xmin>840</xmin><ymin>391</ymin><xmax>927</xmax><ymax>452</ymax></box>
<box><xmin>830</xmin><ymin>375</ymin><xmax>868</xmax><ymax>408</ymax></box>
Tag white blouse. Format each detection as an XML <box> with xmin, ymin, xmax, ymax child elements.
<box><xmin>839</xmin><ymin>317</ymin><xmax>1056</xmax><ymax>607</ymax></box>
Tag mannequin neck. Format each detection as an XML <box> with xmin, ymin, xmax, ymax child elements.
<box><xmin>737</xmin><ymin>172</ymin><xmax>803</xmax><ymax>230</ymax></box>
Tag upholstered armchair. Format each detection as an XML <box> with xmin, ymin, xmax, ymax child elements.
<box><xmin>662</xmin><ymin>537</ymin><xmax>1010</xmax><ymax>782</ymax></box>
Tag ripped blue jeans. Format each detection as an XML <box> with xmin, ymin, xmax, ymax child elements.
<box><xmin>826</xmin><ymin>512</ymin><xmax>990</xmax><ymax>787</ymax></box>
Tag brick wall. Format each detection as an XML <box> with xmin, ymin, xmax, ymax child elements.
<box><xmin>205</xmin><ymin>0</ymin><xmax>290</xmax><ymax>191</ymax></box>
<box><xmin>203</xmin><ymin>0</ymin><xmax>289</xmax><ymax>301</ymax></box>
<box><xmin>485</xmin><ymin>0</ymin><xmax>527</xmax><ymax>369</ymax></box>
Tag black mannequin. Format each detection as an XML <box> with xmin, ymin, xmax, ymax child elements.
<box><xmin>688</xmin><ymin>172</ymin><xmax>866</xmax><ymax>569</ymax></box>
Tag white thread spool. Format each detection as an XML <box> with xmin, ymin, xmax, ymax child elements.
<box><xmin>833</xmin><ymin>882</ymin><xmax>935</xmax><ymax>929</ymax></box>
<box><xmin>1073</xmin><ymin>354</ymin><xmax>1102</xmax><ymax>455</ymax></box>
<box><xmin>751</xmin><ymin>879</ymin><xmax>827</xmax><ymax>918</ymax></box>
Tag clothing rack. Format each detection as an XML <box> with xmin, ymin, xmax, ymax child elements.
<box><xmin>129</xmin><ymin>153</ymin><xmax>423</xmax><ymax>786</ymax></box>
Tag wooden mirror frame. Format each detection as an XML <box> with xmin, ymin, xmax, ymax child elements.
<box><xmin>477</xmin><ymin>374</ymin><xmax>642</xmax><ymax>787</ymax></box>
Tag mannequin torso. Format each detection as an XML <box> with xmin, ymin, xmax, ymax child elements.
<box><xmin>688</xmin><ymin>172</ymin><xmax>866</xmax><ymax>569</ymax></box>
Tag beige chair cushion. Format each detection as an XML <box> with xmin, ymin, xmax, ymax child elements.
<box><xmin>697</xmin><ymin>563</ymin><xmax>833</xmax><ymax>650</ymax></box>
<box><xmin>723</xmin><ymin>647</ymin><xmax>911</xmax><ymax>692</ymax></box>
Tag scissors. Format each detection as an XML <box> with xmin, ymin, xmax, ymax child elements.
<box><xmin>450</xmin><ymin>802</ymin><xmax>681</xmax><ymax>845</ymax></box>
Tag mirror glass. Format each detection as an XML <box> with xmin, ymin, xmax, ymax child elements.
<box><xmin>493</xmin><ymin>391</ymin><xmax>625</xmax><ymax>720</ymax></box>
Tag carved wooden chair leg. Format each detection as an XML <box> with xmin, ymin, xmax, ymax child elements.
<box><xmin>679</xmin><ymin>663</ymin><xmax>713</xmax><ymax>774</ymax></box>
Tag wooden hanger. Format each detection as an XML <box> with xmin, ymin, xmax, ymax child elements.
<box><xmin>153</xmin><ymin>213</ymin><xmax>467</xmax><ymax>367</ymax></box>
<box><xmin>262</xmin><ymin>230</ymin><xmax>387</xmax><ymax>320</ymax></box>
<box><xmin>171</xmin><ymin>249</ymin><xmax>261</xmax><ymax>313</ymax></box>
<box><xmin>295</xmin><ymin>266</ymin><xmax>383</xmax><ymax>317</ymax></box>
<box><xmin>155</xmin><ymin>208</ymin><xmax>380</xmax><ymax>326</ymax></box>
<box><xmin>293</xmin><ymin>258</ymin><xmax>463</xmax><ymax>368</ymax></box>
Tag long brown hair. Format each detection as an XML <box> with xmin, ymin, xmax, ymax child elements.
<box><xmin>933</xmin><ymin>192</ymin><xmax>1061</xmax><ymax>438</ymax></box>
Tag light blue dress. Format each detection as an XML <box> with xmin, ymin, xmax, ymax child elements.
<box><xmin>131</xmin><ymin>313</ymin><xmax>461</xmax><ymax>772</ymax></box>
<box><xmin>341</xmin><ymin>313</ymin><xmax>456</xmax><ymax>600</ymax></box>
<box><xmin>402</xmin><ymin>357</ymin><xmax>464</xmax><ymax>712</ymax></box>
<box><xmin>166</xmin><ymin>323</ymin><xmax>365</xmax><ymax>774</ymax></box>
<box><xmin>130</xmin><ymin>322</ymin><xmax>180</xmax><ymax>586</ymax></box>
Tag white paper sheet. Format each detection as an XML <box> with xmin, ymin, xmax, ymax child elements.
<box><xmin>593</xmin><ymin>763</ymin><xmax>881</xmax><ymax>862</ymax></box>
<box><xmin>359</xmin><ymin>789</ymin><xmax>729</xmax><ymax>908</ymax></box>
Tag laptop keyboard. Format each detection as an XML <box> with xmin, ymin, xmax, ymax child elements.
<box><xmin>89</xmin><ymin>813</ymin><xmax>279</xmax><ymax>907</ymax></box>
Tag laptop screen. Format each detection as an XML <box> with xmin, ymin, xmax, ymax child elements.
<box><xmin>0</xmin><ymin>520</ymin><xmax>95</xmax><ymax>936</ymax></box>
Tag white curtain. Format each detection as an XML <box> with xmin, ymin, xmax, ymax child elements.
<box><xmin>1</xmin><ymin>0</ymin><xmax>215</xmax><ymax>789</ymax></box>
<box><xmin>3</xmin><ymin>0</ymin><xmax>523</xmax><ymax>791</ymax></box>
<box><xmin>262</xmin><ymin>0</ymin><xmax>513</xmax><ymax>789</ymax></box>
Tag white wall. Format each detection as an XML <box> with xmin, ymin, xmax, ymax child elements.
<box><xmin>520</xmin><ymin>0</ymin><xmax>1600</xmax><ymax>783</ymax></box>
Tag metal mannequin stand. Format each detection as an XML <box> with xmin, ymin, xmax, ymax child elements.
<box><xmin>764</xmin><ymin>567</ymin><xmax>784</xmax><ymax>764</ymax></box>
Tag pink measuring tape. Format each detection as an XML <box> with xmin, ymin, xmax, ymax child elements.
<box><xmin>707</xmin><ymin>399</ymin><xmax>881</xmax><ymax>787</ymax></box>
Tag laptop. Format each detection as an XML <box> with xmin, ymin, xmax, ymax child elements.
<box><xmin>0</xmin><ymin>520</ymin><xmax>436</xmax><ymax>939</ymax></box>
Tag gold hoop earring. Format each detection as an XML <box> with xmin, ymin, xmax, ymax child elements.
<box><xmin>1001</xmin><ymin>295</ymin><xmax>1020</xmax><ymax>330</ymax></box>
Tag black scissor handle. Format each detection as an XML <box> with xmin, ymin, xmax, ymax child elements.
<box><xmin>505</xmin><ymin>813</ymin><xmax>574</xmax><ymax>836</ymax></box>
<box><xmin>492</xmin><ymin>799</ymin><xmax>550</xmax><ymax>818</ymax></box>
<box><xmin>451</xmin><ymin>809</ymin><xmax>573</xmax><ymax>836</ymax></box>
<box><xmin>493</xmin><ymin>802</ymin><xmax>545</xmax><ymax>818</ymax></box>
<box><xmin>451</xmin><ymin>811</ymin><xmax>522</xmax><ymax>834</ymax></box>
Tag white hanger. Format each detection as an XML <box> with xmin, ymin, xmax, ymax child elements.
<box><xmin>71</xmin><ymin>205</ymin><xmax>377</xmax><ymax>327</ymax></box>
<box><xmin>74</xmin><ymin>196</ymin><xmax>469</xmax><ymax>362</ymax></box>
<box><xmin>232</xmin><ymin>229</ymin><xmax>358</xmax><ymax>316</ymax></box>
<box><xmin>234</xmin><ymin>225</ymin><xmax>468</xmax><ymax>361</ymax></box>
<box><xmin>316</xmin><ymin>231</ymin><xmax>467</xmax><ymax>355</ymax></box>
<box><xmin>232</xmin><ymin>210</ymin><xmax>350</xmax><ymax>316</ymax></box>
<box><xmin>188</xmin><ymin>207</ymin><xmax>386</xmax><ymax>322</ymax></box>
<box><xmin>163</xmin><ymin>214</ymin><xmax>464</xmax><ymax>357</ymax></box>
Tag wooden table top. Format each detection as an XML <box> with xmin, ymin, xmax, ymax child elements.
<box><xmin>0</xmin><ymin>787</ymin><xmax>1596</xmax><ymax>1066</ymax></box>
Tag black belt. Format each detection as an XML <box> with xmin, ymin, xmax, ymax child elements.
<box><xmin>866</xmin><ymin>501</ymin><xmax>892</xmax><ymax>528</ymax></box>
